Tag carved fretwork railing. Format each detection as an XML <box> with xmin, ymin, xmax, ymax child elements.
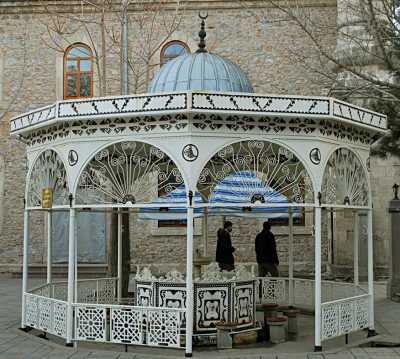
<box><xmin>255</xmin><ymin>276</ymin><xmax>369</xmax><ymax>342</ymax></box>
<box><xmin>73</xmin><ymin>303</ymin><xmax>183</xmax><ymax>348</ymax></box>
<box><xmin>321</xmin><ymin>294</ymin><xmax>369</xmax><ymax>340</ymax></box>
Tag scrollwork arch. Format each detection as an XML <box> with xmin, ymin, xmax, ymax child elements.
<box><xmin>74</xmin><ymin>140</ymin><xmax>186</xmax><ymax>206</ymax></box>
<box><xmin>321</xmin><ymin>146</ymin><xmax>370</xmax><ymax>206</ymax></box>
<box><xmin>196</xmin><ymin>139</ymin><xmax>315</xmax><ymax>204</ymax></box>
<box><xmin>26</xmin><ymin>149</ymin><xmax>70</xmax><ymax>207</ymax></box>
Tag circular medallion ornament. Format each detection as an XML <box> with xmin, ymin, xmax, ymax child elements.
<box><xmin>182</xmin><ymin>144</ymin><xmax>199</xmax><ymax>162</ymax></box>
<box><xmin>366</xmin><ymin>157</ymin><xmax>371</xmax><ymax>172</ymax></box>
<box><xmin>68</xmin><ymin>150</ymin><xmax>79</xmax><ymax>166</ymax></box>
<box><xmin>310</xmin><ymin>148</ymin><xmax>321</xmax><ymax>165</ymax></box>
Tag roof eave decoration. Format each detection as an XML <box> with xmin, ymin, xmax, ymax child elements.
<box><xmin>9</xmin><ymin>91</ymin><xmax>388</xmax><ymax>136</ymax></box>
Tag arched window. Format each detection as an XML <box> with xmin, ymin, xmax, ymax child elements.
<box><xmin>64</xmin><ymin>43</ymin><xmax>93</xmax><ymax>99</ymax></box>
<box><xmin>160</xmin><ymin>40</ymin><xmax>190</xmax><ymax>66</ymax></box>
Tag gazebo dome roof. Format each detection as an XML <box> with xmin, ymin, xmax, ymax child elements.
<box><xmin>148</xmin><ymin>52</ymin><xmax>254</xmax><ymax>93</ymax></box>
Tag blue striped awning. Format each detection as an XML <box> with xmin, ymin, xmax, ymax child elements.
<box><xmin>139</xmin><ymin>171</ymin><xmax>299</xmax><ymax>220</ymax></box>
<box><xmin>139</xmin><ymin>186</ymin><xmax>203</xmax><ymax>220</ymax></box>
<box><xmin>208</xmin><ymin>170</ymin><xmax>300</xmax><ymax>218</ymax></box>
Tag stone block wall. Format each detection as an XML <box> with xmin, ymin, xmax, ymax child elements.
<box><xmin>0</xmin><ymin>0</ymin><xmax>390</xmax><ymax>277</ymax></box>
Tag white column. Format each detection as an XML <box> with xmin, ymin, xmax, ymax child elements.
<box><xmin>314</xmin><ymin>205</ymin><xmax>322</xmax><ymax>351</ymax></box>
<box><xmin>117</xmin><ymin>210</ymin><xmax>122</xmax><ymax>303</ymax></box>
<box><xmin>66</xmin><ymin>208</ymin><xmax>76</xmax><ymax>345</ymax></box>
<box><xmin>202</xmin><ymin>207</ymin><xmax>208</xmax><ymax>256</ymax></box>
<box><xmin>74</xmin><ymin>211</ymin><xmax>78</xmax><ymax>303</ymax></box>
<box><xmin>185</xmin><ymin>205</ymin><xmax>194</xmax><ymax>357</ymax></box>
<box><xmin>288</xmin><ymin>207</ymin><xmax>294</xmax><ymax>306</ymax></box>
<box><xmin>47</xmin><ymin>211</ymin><xmax>52</xmax><ymax>284</ymax></box>
<box><xmin>367</xmin><ymin>209</ymin><xmax>375</xmax><ymax>334</ymax></box>
<box><xmin>21</xmin><ymin>208</ymin><xmax>30</xmax><ymax>329</ymax></box>
<box><xmin>353</xmin><ymin>211</ymin><xmax>359</xmax><ymax>286</ymax></box>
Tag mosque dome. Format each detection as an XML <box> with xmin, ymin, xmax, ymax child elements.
<box><xmin>148</xmin><ymin>14</ymin><xmax>253</xmax><ymax>94</ymax></box>
<box><xmin>149</xmin><ymin>52</ymin><xmax>254</xmax><ymax>93</ymax></box>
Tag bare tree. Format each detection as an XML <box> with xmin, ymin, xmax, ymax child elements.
<box><xmin>40</xmin><ymin>0</ymin><xmax>183</xmax><ymax>95</ymax></box>
<box><xmin>0</xmin><ymin>20</ymin><xmax>29</xmax><ymax>122</ymax></box>
<box><xmin>40</xmin><ymin>0</ymin><xmax>184</xmax><ymax>297</ymax></box>
<box><xmin>239</xmin><ymin>0</ymin><xmax>400</xmax><ymax>156</ymax></box>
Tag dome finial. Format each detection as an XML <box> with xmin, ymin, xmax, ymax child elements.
<box><xmin>197</xmin><ymin>12</ymin><xmax>208</xmax><ymax>53</ymax></box>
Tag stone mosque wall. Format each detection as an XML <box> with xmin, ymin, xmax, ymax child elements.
<box><xmin>0</xmin><ymin>0</ymin><xmax>393</xmax><ymax>277</ymax></box>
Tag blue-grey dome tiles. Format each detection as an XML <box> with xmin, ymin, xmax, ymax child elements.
<box><xmin>149</xmin><ymin>52</ymin><xmax>254</xmax><ymax>93</ymax></box>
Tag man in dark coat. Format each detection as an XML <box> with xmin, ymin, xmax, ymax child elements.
<box><xmin>255</xmin><ymin>221</ymin><xmax>279</xmax><ymax>277</ymax></box>
<box><xmin>216</xmin><ymin>221</ymin><xmax>235</xmax><ymax>271</ymax></box>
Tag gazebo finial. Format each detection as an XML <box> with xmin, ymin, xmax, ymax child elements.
<box><xmin>196</xmin><ymin>12</ymin><xmax>208</xmax><ymax>53</ymax></box>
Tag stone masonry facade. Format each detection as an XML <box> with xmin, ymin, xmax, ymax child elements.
<box><xmin>0</xmin><ymin>0</ymin><xmax>395</xmax><ymax>277</ymax></box>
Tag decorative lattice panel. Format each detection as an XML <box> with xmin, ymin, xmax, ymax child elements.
<box><xmin>194</xmin><ymin>284</ymin><xmax>231</xmax><ymax>332</ymax></box>
<box><xmin>52</xmin><ymin>301</ymin><xmax>67</xmax><ymax>338</ymax></box>
<box><xmin>355</xmin><ymin>297</ymin><xmax>369</xmax><ymax>329</ymax></box>
<box><xmin>321</xmin><ymin>295</ymin><xmax>370</xmax><ymax>340</ymax></box>
<box><xmin>294</xmin><ymin>279</ymin><xmax>314</xmax><ymax>307</ymax></box>
<box><xmin>339</xmin><ymin>301</ymin><xmax>354</xmax><ymax>334</ymax></box>
<box><xmin>75</xmin><ymin>306</ymin><xmax>107</xmax><ymax>342</ymax></box>
<box><xmin>232</xmin><ymin>281</ymin><xmax>255</xmax><ymax>327</ymax></box>
<box><xmin>38</xmin><ymin>297</ymin><xmax>52</xmax><ymax>331</ymax></box>
<box><xmin>147</xmin><ymin>309</ymin><xmax>180</xmax><ymax>347</ymax></box>
<box><xmin>24</xmin><ymin>294</ymin><xmax>38</xmax><ymax>328</ymax></box>
<box><xmin>322</xmin><ymin>303</ymin><xmax>339</xmax><ymax>339</ymax></box>
<box><xmin>260</xmin><ymin>278</ymin><xmax>286</xmax><ymax>303</ymax></box>
<box><xmin>135</xmin><ymin>282</ymin><xmax>154</xmax><ymax>307</ymax></box>
<box><xmin>53</xmin><ymin>283</ymin><xmax>68</xmax><ymax>301</ymax></box>
<box><xmin>111</xmin><ymin>307</ymin><xmax>143</xmax><ymax>344</ymax></box>
<box><xmin>77</xmin><ymin>284</ymin><xmax>97</xmax><ymax>303</ymax></box>
<box><xmin>98</xmin><ymin>279</ymin><xmax>116</xmax><ymax>304</ymax></box>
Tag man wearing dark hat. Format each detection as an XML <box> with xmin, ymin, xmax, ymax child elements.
<box><xmin>255</xmin><ymin>221</ymin><xmax>279</xmax><ymax>277</ymax></box>
<box><xmin>216</xmin><ymin>221</ymin><xmax>235</xmax><ymax>271</ymax></box>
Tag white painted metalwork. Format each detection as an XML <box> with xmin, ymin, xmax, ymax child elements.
<box><xmin>14</xmin><ymin>85</ymin><xmax>384</xmax><ymax>351</ymax></box>
<box><xmin>185</xmin><ymin>205</ymin><xmax>194</xmax><ymax>356</ymax></box>
<box><xmin>75</xmin><ymin>278</ymin><xmax>117</xmax><ymax>304</ymax></box>
<box><xmin>24</xmin><ymin>293</ymin><xmax>67</xmax><ymax>338</ymax></box>
<box><xmin>10</xmin><ymin>93</ymin><xmax>387</xmax><ymax>135</ymax></box>
<box><xmin>117</xmin><ymin>211</ymin><xmax>122</xmax><ymax>303</ymax></box>
<box><xmin>367</xmin><ymin>209</ymin><xmax>375</xmax><ymax>331</ymax></box>
<box><xmin>294</xmin><ymin>278</ymin><xmax>315</xmax><ymax>307</ymax></box>
<box><xmin>315</xmin><ymin>205</ymin><xmax>322</xmax><ymax>349</ymax></box>
<box><xmin>257</xmin><ymin>277</ymin><xmax>287</xmax><ymax>303</ymax></box>
<box><xmin>21</xmin><ymin>208</ymin><xmax>29</xmax><ymax>328</ymax></box>
<box><xmin>354</xmin><ymin>211</ymin><xmax>359</xmax><ymax>286</ymax></box>
<box><xmin>66</xmin><ymin>208</ymin><xmax>76</xmax><ymax>344</ymax></box>
<box><xmin>321</xmin><ymin>294</ymin><xmax>369</xmax><ymax>340</ymax></box>
<box><xmin>197</xmin><ymin>140</ymin><xmax>314</xmax><ymax>203</ymax></box>
<box><xmin>47</xmin><ymin>211</ymin><xmax>52</xmax><ymax>284</ymax></box>
<box><xmin>322</xmin><ymin>148</ymin><xmax>369</xmax><ymax>206</ymax></box>
<box><xmin>74</xmin><ymin>303</ymin><xmax>183</xmax><ymax>348</ymax></box>
<box><xmin>27</xmin><ymin>150</ymin><xmax>69</xmax><ymax>208</ymax></box>
<box><xmin>288</xmin><ymin>208</ymin><xmax>294</xmax><ymax>306</ymax></box>
<box><xmin>75</xmin><ymin>141</ymin><xmax>184</xmax><ymax>205</ymax></box>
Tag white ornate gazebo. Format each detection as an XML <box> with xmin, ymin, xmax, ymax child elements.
<box><xmin>12</xmin><ymin>18</ymin><xmax>387</xmax><ymax>357</ymax></box>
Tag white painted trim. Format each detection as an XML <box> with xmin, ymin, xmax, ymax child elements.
<box><xmin>367</xmin><ymin>209</ymin><xmax>375</xmax><ymax>330</ymax></box>
<box><xmin>21</xmin><ymin>209</ymin><xmax>29</xmax><ymax>329</ymax></box>
<box><xmin>314</xmin><ymin>204</ymin><xmax>322</xmax><ymax>349</ymax></box>
<box><xmin>66</xmin><ymin>208</ymin><xmax>76</xmax><ymax>344</ymax></box>
<box><xmin>185</xmin><ymin>206</ymin><xmax>194</xmax><ymax>356</ymax></box>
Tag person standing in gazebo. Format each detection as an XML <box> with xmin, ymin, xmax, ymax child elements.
<box><xmin>255</xmin><ymin>221</ymin><xmax>279</xmax><ymax>277</ymax></box>
<box><xmin>216</xmin><ymin>221</ymin><xmax>235</xmax><ymax>271</ymax></box>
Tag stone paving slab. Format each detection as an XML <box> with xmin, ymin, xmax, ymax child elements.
<box><xmin>0</xmin><ymin>278</ymin><xmax>399</xmax><ymax>359</ymax></box>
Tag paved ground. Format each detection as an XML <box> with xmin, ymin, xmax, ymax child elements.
<box><xmin>1</xmin><ymin>276</ymin><xmax>400</xmax><ymax>359</ymax></box>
